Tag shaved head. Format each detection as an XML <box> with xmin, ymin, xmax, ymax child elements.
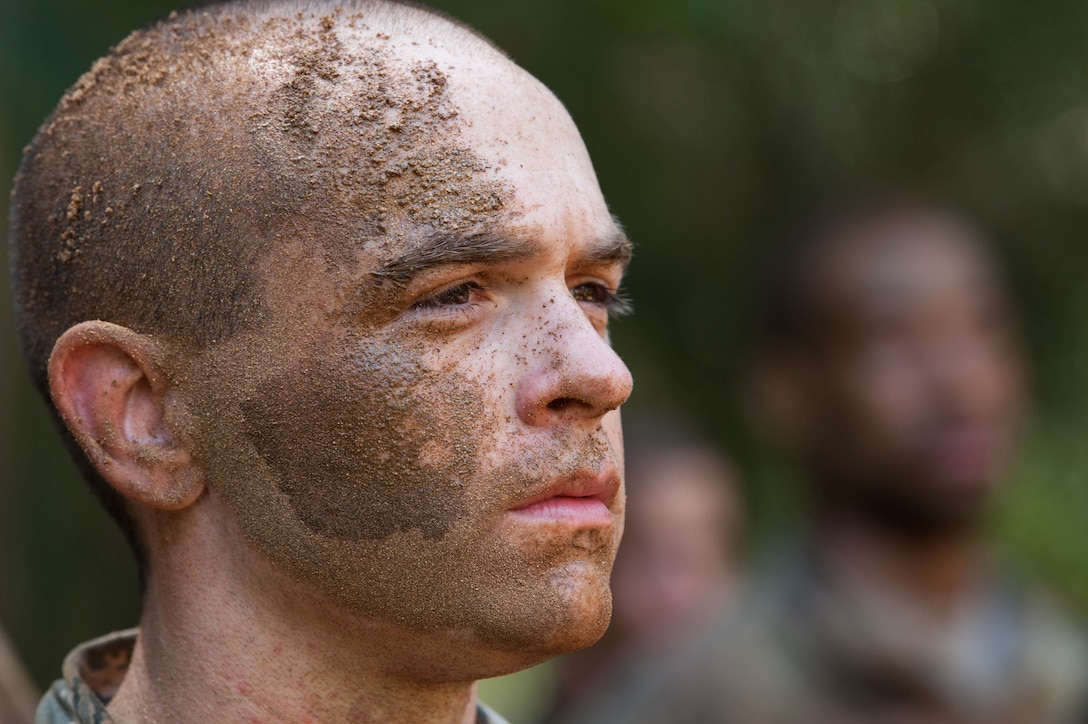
<box><xmin>12</xmin><ymin>0</ymin><xmax>513</xmax><ymax>388</ymax></box>
<box><xmin>9</xmin><ymin>0</ymin><xmax>535</xmax><ymax>564</ymax></box>
<box><xmin>12</xmin><ymin>0</ymin><xmax>635</xmax><ymax>708</ymax></box>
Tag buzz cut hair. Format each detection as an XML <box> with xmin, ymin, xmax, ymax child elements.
<box><xmin>8</xmin><ymin>0</ymin><xmax>507</xmax><ymax>575</ymax></box>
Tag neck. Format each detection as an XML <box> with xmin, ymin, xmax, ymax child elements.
<box><xmin>811</xmin><ymin>503</ymin><xmax>990</xmax><ymax>616</ymax></box>
<box><xmin>108</xmin><ymin>501</ymin><xmax>480</xmax><ymax>724</ymax></box>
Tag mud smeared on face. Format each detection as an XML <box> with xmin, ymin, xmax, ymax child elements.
<box><xmin>13</xmin><ymin>4</ymin><xmax>524</xmax><ymax>577</ymax></box>
<box><xmin>250</xmin><ymin>14</ymin><xmax>509</xmax><ymax>262</ymax></box>
<box><xmin>13</xmin><ymin>5</ymin><xmax>510</xmax><ymax>389</ymax></box>
<box><xmin>241</xmin><ymin>338</ymin><xmax>482</xmax><ymax>542</ymax></box>
<box><xmin>16</xmin><ymin>1</ymin><xmax>627</xmax><ymax>665</ymax></box>
<box><xmin>168</xmin><ymin>292</ymin><xmax>620</xmax><ymax>659</ymax></box>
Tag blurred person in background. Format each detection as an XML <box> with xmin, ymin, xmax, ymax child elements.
<box><xmin>541</xmin><ymin>418</ymin><xmax>744</xmax><ymax>724</ymax></box>
<box><xmin>632</xmin><ymin>191</ymin><xmax>1088</xmax><ymax>723</ymax></box>
<box><xmin>0</xmin><ymin>625</ymin><xmax>36</xmax><ymax>724</ymax></box>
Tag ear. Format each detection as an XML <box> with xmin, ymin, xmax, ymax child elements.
<box><xmin>48</xmin><ymin>321</ymin><xmax>204</xmax><ymax>510</ymax></box>
<box><xmin>745</xmin><ymin>349</ymin><xmax>812</xmax><ymax>455</ymax></box>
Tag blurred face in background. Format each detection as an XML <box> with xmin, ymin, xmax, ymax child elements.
<box><xmin>771</xmin><ymin>214</ymin><xmax>1027</xmax><ymax>530</ymax></box>
<box><xmin>608</xmin><ymin>448</ymin><xmax>739</xmax><ymax>645</ymax></box>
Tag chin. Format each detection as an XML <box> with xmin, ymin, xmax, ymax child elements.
<box><xmin>534</xmin><ymin>559</ymin><xmax>615</xmax><ymax>653</ymax></box>
<box><xmin>426</xmin><ymin>573</ymin><xmax>612</xmax><ymax>681</ymax></box>
<box><xmin>535</xmin><ymin>602</ymin><xmax>612</xmax><ymax>659</ymax></box>
<box><xmin>369</xmin><ymin>564</ymin><xmax>615</xmax><ymax>683</ymax></box>
<box><xmin>475</xmin><ymin>559</ymin><xmax>614</xmax><ymax>665</ymax></box>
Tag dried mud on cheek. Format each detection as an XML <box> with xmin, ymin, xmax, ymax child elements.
<box><xmin>232</xmin><ymin>28</ymin><xmax>515</xmax><ymax>543</ymax></box>
<box><xmin>241</xmin><ymin>339</ymin><xmax>487</xmax><ymax>542</ymax></box>
<box><xmin>169</xmin><ymin>333</ymin><xmax>621</xmax><ymax>637</ymax></box>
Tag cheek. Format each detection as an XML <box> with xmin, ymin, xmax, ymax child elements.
<box><xmin>241</xmin><ymin>343</ymin><xmax>488</xmax><ymax>542</ymax></box>
<box><xmin>986</xmin><ymin>359</ymin><xmax>1028</xmax><ymax>417</ymax></box>
<box><xmin>840</xmin><ymin>356</ymin><xmax>927</xmax><ymax>437</ymax></box>
<box><xmin>173</xmin><ymin>332</ymin><xmax>623</xmax><ymax>647</ymax></box>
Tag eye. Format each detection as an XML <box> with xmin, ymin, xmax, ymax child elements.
<box><xmin>415</xmin><ymin>281</ymin><xmax>487</xmax><ymax>310</ymax></box>
<box><xmin>571</xmin><ymin>283</ymin><xmax>609</xmax><ymax>305</ymax></box>
<box><xmin>571</xmin><ymin>282</ymin><xmax>633</xmax><ymax>317</ymax></box>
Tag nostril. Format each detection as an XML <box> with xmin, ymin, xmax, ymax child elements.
<box><xmin>547</xmin><ymin>397</ymin><xmax>579</xmax><ymax>412</ymax></box>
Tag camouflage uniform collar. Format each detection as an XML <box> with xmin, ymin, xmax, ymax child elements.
<box><xmin>37</xmin><ymin>628</ymin><xmax>511</xmax><ymax>724</ymax></box>
<box><xmin>36</xmin><ymin>628</ymin><xmax>132</xmax><ymax>723</ymax></box>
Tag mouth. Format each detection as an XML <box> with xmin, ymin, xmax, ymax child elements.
<box><xmin>928</xmin><ymin>424</ymin><xmax>1006</xmax><ymax>488</ymax></box>
<box><xmin>506</xmin><ymin>467</ymin><xmax>620</xmax><ymax>529</ymax></box>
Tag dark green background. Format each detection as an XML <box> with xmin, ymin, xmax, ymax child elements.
<box><xmin>5</xmin><ymin>0</ymin><xmax>1088</xmax><ymax>693</ymax></box>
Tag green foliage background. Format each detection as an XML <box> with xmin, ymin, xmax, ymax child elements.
<box><xmin>4</xmin><ymin>0</ymin><xmax>1088</xmax><ymax>705</ymax></box>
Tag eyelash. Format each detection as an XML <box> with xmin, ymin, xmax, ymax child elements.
<box><xmin>572</xmin><ymin>283</ymin><xmax>633</xmax><ymax>317</ymax></box>
<box><xmin>412</xmin><ymin>280</ymin><xmax>633</xmax><ymax>318</ymax></box>
<box><xmin>414</xmin><ymin>281</ymin><xmax>488</xmax><ymax>310</ymax></box>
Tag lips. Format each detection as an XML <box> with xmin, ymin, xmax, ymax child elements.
<box><xmin>507</xmin><ymin>467</ymin><xmax>620</xmax><ymax>528</ymax></box>
<box><xmin>927</xmin><ymin>424</ymin><xmax>1006</xmax><ymax>488</ymax></box>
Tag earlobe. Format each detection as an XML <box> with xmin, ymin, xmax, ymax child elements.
<box><xmin>48</xmin><ymin>321</ymin><xmax>205</xmax><ymax>510</ymax></box>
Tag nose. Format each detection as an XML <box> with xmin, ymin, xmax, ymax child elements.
<box><xmin>515</xmin><ymin>295</ymin><xmax>633</xmax><ymax>427</ymax></box>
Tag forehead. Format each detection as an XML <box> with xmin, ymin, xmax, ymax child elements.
<box><xmin>443</xmin><ymin>56</ymin><xmax>612</xmax><ymax>234</ymax></box>
<box><xmin>243</xmin><ymin>14</ymin><xmax>614</xmax><ymax>262</ymax></box>
<box><xmin>224</xmin><ymin>15</ymin><xmax>623</xmax><ymax>327</ymax></box>
<box><xmin>817</xmin><ymin>217</ymin><xmax>1001</xmax><ymax>319</ymax></box>
<box><xmin>386</xmin><ymin>37</ymin><xmax>615</xmax><ymax>248</ymax></box>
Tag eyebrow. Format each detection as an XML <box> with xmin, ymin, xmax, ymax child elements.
<box><xmin>371</xmin><ymin>224</ymin><xmax>633</xmax><ymax>287</ymax></box>
<box><xmin>371</xmin><ymin>230</ymin><xmax>536</xmax><ymax>287</ymax></box>
<box><xmin>585</xmin><ymin>226</ymin><xmax>634</xmax><ymax>268</ymax></box>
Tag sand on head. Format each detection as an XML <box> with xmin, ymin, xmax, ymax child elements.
<box><xmin>11</xmin><ymin>0</ymin><xmax>623</xmax><ymax>676</ymax></box>
<box><xmin>10</xmin><ymin>0</ymin><xmax>552</xmax><ymax>391</ymax></box>
<box><xmin>9</xmin><ymin>0</ymin><xmax>594</xmax><ymax>599</ymax></box>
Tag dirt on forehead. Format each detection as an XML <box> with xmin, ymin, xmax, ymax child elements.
<box><xmin>249</xmin><ymin>9</ymin><xmax>511</xmax><ymax>257</ymax></box>
<box><xmin>13</xmin><ymin>2</ymin><xmax>622</xmax><ymax>654</ymax></box>
<box><xmin>11</xmin><ymin>2</ymin><xmax>512</xmax><ymax>387</ymax></box>
<box><xmin>94</xmin><ymin>3</ymin><xmax>513</xmax><ymax>236</ymax></box>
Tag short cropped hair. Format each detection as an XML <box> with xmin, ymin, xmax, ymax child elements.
<box><xmin>9</xmin><ymin>0</ymin><xmax>507</xmax><ymax>573</ymax></box>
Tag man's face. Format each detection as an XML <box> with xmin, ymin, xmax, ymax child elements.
<box><xmin>166</xmin><ymin>29</ymin><xmax>632</xmax><ymax>675</ymax></box>
<box><xmin>793</xmin><ymin>218</ymin><xmax>1026</xmax><ymax>528</ymax></box>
